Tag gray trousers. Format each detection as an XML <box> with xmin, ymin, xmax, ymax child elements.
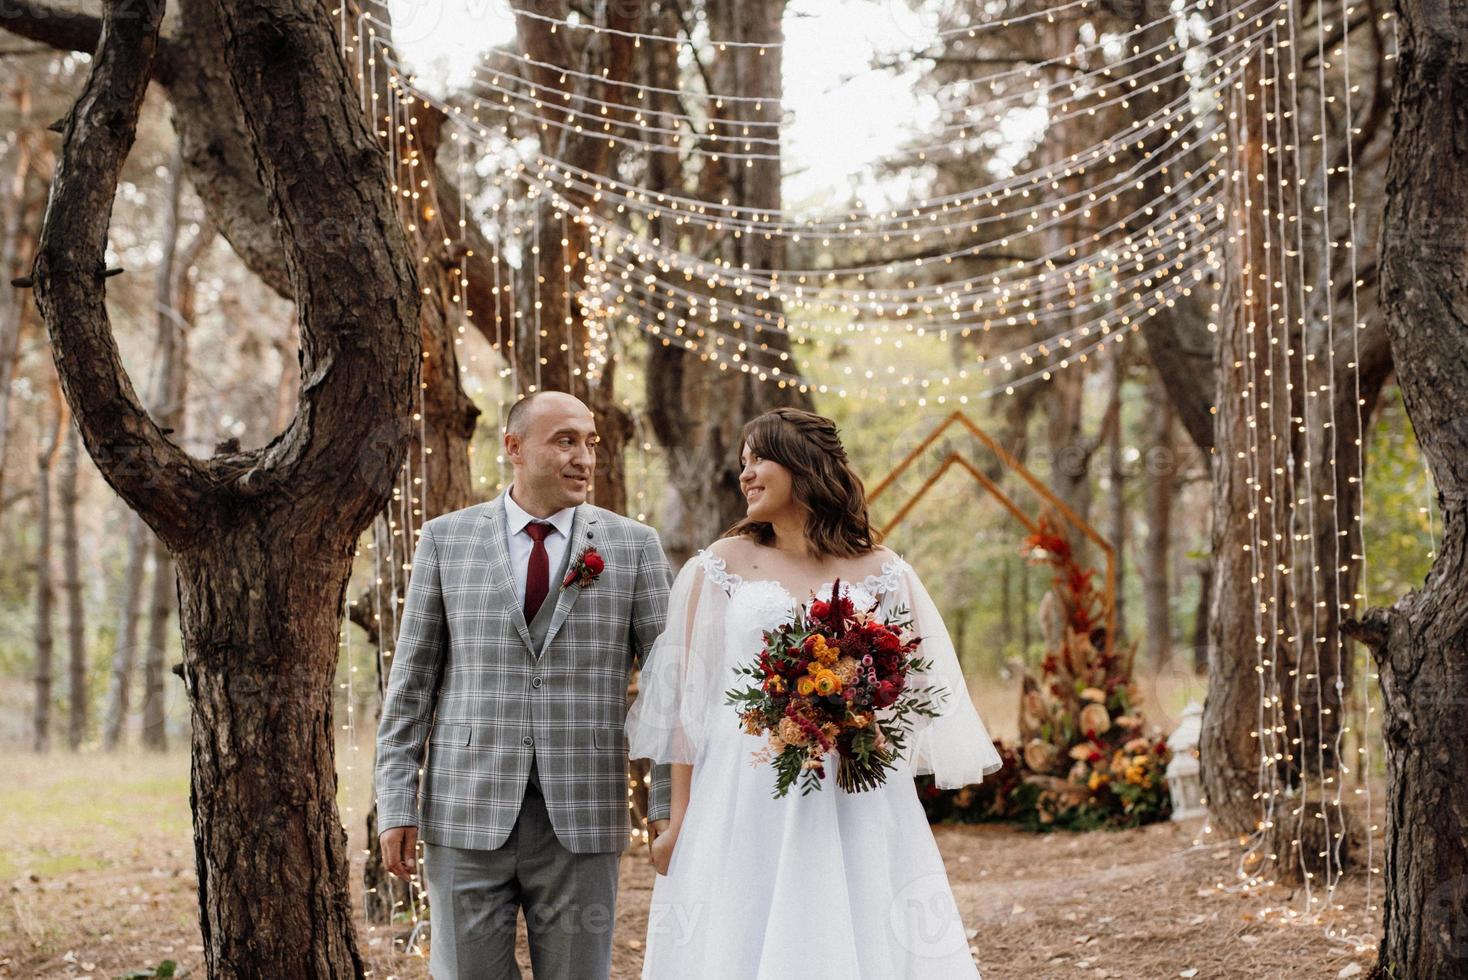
<box><xmin>424</xmin><ymin>760</ymin><xmax>621</xmax><ymax>980</ymax></box>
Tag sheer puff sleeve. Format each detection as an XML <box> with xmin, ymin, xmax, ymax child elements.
<box><xmin>626</xmin><ymin>549</ymin><xmax>732</xmax><ymax>766</ymax></box>
<box><xmin>889</xmin><ymin>558</ymin><xmax>1004</xmax><ymax>788</ymax></box>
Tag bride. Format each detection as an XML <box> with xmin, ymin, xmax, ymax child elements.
<box><xmin>625</xmin><ymin>407</ymin><xmax>1004</xmax><ymax>979</ymax></box>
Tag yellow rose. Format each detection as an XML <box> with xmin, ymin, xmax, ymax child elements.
<box><xmin>815</xmin><ymin>671</ymin><xmax>840</xmax><ymax>697</ymax></box>
<box><xmin>796</xmin><ymin>676</ymin><xmax>817</xmax><ymax>697</ymax></box>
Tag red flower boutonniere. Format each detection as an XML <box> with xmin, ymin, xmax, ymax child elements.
<box><xmin>562</xmin><ymin>546</ymin><xmax>605</xmax><ymax>591</ymax></box>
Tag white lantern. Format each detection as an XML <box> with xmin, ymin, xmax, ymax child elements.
<box><xmin>1165</xmin><ymin>700</ymin><xmax>1206</xmax><ymax>821</ymax></box>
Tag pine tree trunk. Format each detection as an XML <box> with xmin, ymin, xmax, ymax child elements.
<box><xmin>1001</xmin><ymin>558</ymin><xmax>1014</xmax><ymax>654</ymax></box>
<box><xmin>1191</xmin><ymin>561</ymin><xmax>1211</xmax><ymax>675</ymax></box>
<box><xmin>1143</xmin><ymin>375</ymin><xmax>1175</xmax><ymax>669</ymax></box>
<box><xmin>0</xmin><ymin>79</ymin><xmax>42</xmax><ymax>511</ymax></box>
<box><xmin>1201</xmin><ymin>39</ymin><xmax>1280</xmax><ymax>838</ymax></box>
<box><xmin>103</xmin><ymin>512</ymin><xmax>148</xmax><ymax>749</ymax></box>
<box><xmin>32</xmin><ymin>384</ymin><xmax>64</xmax><ymax>753</ymax></box>
<box><xmin>177</xmin><ymin>541</ymin><xmax>366</xmax><ymax>975</ymax></box>
<box><xmin>1344</xmin><ymin>1</ymin><xmax>1468</xmax><ymax>974</ymax></box>
<box><xmin>141</xmin><ymin>534</ymin><xmax>173</xmax><ymax>751</ymax></box>
<box><xmin>60</xmin><ymin>422</ymin><xmax>86</xmax><ymax>749</ymax></box>
<box><xmin>1105</xmin><ymin>351</ymin><xmax>1128</xmax><ymax>643</ymax></box>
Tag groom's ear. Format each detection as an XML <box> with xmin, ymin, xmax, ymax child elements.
<box><xmin>504</xmin><ymin>430</ymin><xmax>522</xmax><ymax>464</ymax></box>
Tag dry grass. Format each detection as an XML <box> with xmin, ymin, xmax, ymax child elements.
<box><xmin>2</xmin><ymin>677</ymin><xmax>1383</xmax><ymax>980</ymax></box>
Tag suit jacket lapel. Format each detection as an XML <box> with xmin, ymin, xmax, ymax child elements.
<box><xmin>479</xmin><ymin>494</ymin><xmax>535</xmax><ymax>656</ymax></box>
<box><xmin>542</xmin><ymin>505</ymin><xmax>598</xmax><ymax>652</ymax></box>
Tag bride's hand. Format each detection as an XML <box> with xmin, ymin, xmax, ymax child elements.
<box><xmin>649</xmin><ymin>822</ymin><xmax>679</xmax><ymax>876</ymax></box>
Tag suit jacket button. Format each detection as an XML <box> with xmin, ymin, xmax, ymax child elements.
<box><xmin>522</xmin><ymin>735</ymin><xmax>534</xmax><ymax>747</ymax></box>
<box><xmin>531</xmin><ymin>676</ymin><xmax>542</xmax><ymax>689</ymax></box>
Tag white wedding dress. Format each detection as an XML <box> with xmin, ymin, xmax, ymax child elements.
<box><xmin>625</xmin><ymin>544</ymin><xmax>1004</xmax><ymax>979</ymax></box>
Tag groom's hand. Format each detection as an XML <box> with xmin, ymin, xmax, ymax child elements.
<box><xmin>380</xmin><ymin>825</ymin><xmax>419</xmax><ymax>881</ymax></box>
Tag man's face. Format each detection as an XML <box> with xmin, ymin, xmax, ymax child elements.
<box><xmin>505</xmin><ymin>395</ymin><xmax>598</xmax><ymax>511</ymax></box>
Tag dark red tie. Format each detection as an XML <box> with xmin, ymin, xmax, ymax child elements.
<box><xmin>523</xmin><ymin>521</ymin><xmax>553</xmax><ymax>623</ymax></box>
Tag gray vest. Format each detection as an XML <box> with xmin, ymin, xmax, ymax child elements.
<box><xmin>523</xmin><ymin>536</ymin><xmax>574</xmax><ymax>792</ymax></box>
<box><xmin>526</xmin><ymin>538</ymin><xmax>575</xmax><ymax>656</ymax></box>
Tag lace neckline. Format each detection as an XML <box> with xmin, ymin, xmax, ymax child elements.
<box><xmin>694</xmin><ymin>548</ymin><xmax>907</xmax><ymax>603</ymax></box>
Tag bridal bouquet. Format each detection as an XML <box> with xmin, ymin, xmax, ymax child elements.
<box><xmin>725</xmin><ymin>580</ymin><xmax>948</xmax><ymax>798</ymax></box>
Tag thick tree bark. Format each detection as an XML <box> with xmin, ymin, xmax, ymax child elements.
<box><xmin>1344</xmin><ymin>1</ymin><xmax>1468</xmax><ymax>975</ymax></box>
<box><xmin>59</xmin><ymin>420</ymin><xmax>86</xmax><ymax>749</ymax></box>
<box><xmin>178</xmin><ymin>542</ymin><xmax>367</xmax><ymax>975</ymax></box>
<box><xmin>26</xmin><ymin>1</ymin><xmax>420</xmax><ymax>975</ymax></box>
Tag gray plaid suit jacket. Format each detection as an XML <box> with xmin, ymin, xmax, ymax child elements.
<box><xmin>374</xmin><ymin>492</ymin><xmax>674</xmax><ymax>854</ymax></box>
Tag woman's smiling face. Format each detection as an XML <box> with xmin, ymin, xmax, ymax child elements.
<box><xmin>739</xmin><ymin>441</ymin><xmax>797</xmax><ymax>521</ymax></box>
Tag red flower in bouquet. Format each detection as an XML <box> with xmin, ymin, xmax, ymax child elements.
<box><xmin>725</xmin><ymin>579</ymin><xmax>949</xmax><ymax>798</ymax></box>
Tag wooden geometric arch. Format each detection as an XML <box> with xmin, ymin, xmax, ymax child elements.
<box><xmin>867</xmin><ymin>410</ymin><xmax>1118</xmax><ymax>653</ymax></box>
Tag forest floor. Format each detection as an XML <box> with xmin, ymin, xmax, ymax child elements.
<box><xmin>0</xmin><ymin>744</ymin><xmax>1383</xmax><ymax>980</ymax></box>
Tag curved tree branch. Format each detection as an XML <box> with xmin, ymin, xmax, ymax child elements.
<box><xmin>206</xmin><ymin>0</ymin><xmax>420</xmax><ymax>536</ymax></box>
<box><xmin>0</xmin><ymin>0</ymin><xmax>178</xmax><ymax>81</ymax></box>
<box><xmin>29</xmin><ymin>0</ymin><xmax>203</xmax><ymax>549</ymax></box>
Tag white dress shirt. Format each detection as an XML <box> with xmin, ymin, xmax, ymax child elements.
<box><xmin>503</xmin><ymin>485</ymin><xmax>577</xmax><ymax>606</ymax></box>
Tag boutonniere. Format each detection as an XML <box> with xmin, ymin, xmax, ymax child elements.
<box><xmin>562</xmin><ymin>546</ymin><xmax>605</xmax><ymax>591</ymax></box>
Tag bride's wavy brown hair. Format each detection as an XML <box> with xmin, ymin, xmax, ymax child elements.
<box><xmin>722</xmin><ymin>407</ymin><xmax>881</xmax><ymax>559</ymax></box>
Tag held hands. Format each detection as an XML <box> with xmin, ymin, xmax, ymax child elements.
<box><xmin>647</xmin><ymin>818</ymin><xmax>678</xmax><ymax>876</ymax></box>
<box><xmin>379</xmin><ymin>825</ymin><xmax>419</xmax><ymax>881</ymax></box>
